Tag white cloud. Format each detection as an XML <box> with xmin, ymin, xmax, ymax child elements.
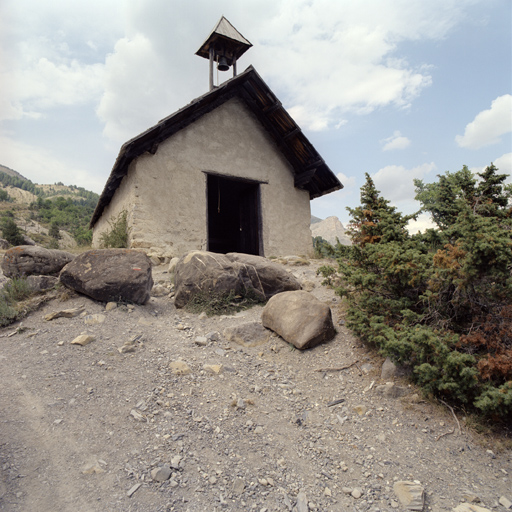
<box><xmin>407</xmin><ymin>212</ymin><xmax>436</xmax><ymax>234</ymax></box>
<box><xmin>372</xmin><ymin>162</ymin><xmax>436</xmax><ymax>209</ymax></box>
<box><xmin>381</xmin><ymin>130</ymin><xmax>411</xmax><ymax>151</ymax></box>
<box><xmin>0</xmin><ymin>135</ymin><xmax>106</xmax><ymax>193</ymax></box>
<box><xmin>456</xmin><ymin>94</ymin><xmax>512</xmax><ymax>149</ymax></box>
<box><xmin>494</xmin><ymin>152</ymin><xmax>512</xmax><ymax>181</ymax></box>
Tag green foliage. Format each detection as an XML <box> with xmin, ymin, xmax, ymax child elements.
<box><xmin>1</xmin><ymin>217</ymin><xmax>25</xmax><ymax>246</ymax></box>
<box><xmin>184</xmin><ymin>290</ymin><xmax>264</xmax><ymax>316</ymax></box>
<box><xmin>0</xmin><ymin>277</ymin><xmax>32</xmax><ymax>327</ymax></box>
<box><xmin>0</xmin><ymin>189</ymin><xmax>11</xmax><ymax>202</ymax></box>
<box><xmin>99</xmin><ymin>210</ymin><xmax>129</xmax><ymax>248</ymax></box>
<box><xmin>335</xmin><ymin>165</ymin><xmax>512</xmax><ymax>421</ymax></box>
<box><xmin>316</xmin><ymin>265</ymin><xmax>337</xmax><ymax>287</ymax></box>
<box><xmin>49</xmin><ymin>221</ymin><xmax>61</xmax><ymax>240</ymax></box>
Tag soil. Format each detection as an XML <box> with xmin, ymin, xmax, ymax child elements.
<box><xmin>0</xmin><ymin>260</ymin><xmax>510</xmax><ymax>512</ymax></box>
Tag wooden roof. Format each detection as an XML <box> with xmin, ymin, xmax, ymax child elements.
<box><xmin>196</xmin><ymin>16</ymin><xmax>252</xmax><ymax>62</ymax></box>
<box><xmin>90</xmin><ymin>66</ymin><xmax>343</xmax><ymax>228</ymax></box>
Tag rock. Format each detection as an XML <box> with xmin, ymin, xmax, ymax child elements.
<box><xmin>351</xmin><ymin>488</ymin><xmax>362</xmax><ymax>499</ymax></box>
<box><xmin>301</xmin><ymin>279</ymin><xmax>316</xmax><ymax>292</ymax></box>
<box><xmin>381</xmin><ymin>357</ymin><xmax>397</xmax><ymax>380</ymax></box>
<box><xmin>173</xmin><ymin>250</ymin><xmax>301</xmax><ymax>308</ymax></box>
<box><xmin>151</xmin><ymin>283</ymin><xmax>168</xmax><ymax>297</ymax></box>
<box><xmin>127</xmin><ymin>483</ymin><xmax>142</xmax><ymax>497</ymax></box>
<box><xmin>0</xmin><ymin>238</ymin><xmax>10</xmax><ymax>250</ymax></box>
<box><xmin>105</xmin><ymin>302</ymin><xmax>117</xmax><ymax>311</ymax></box>
<box><xmin>353</xmin><ymin>405</ymin><xmax>367</xmax><ymax>416</ymax></box>
<box><xmin>500</xmin><ymin>497</ymin><xmax>512</xmax><ymax>510</ymax></box>
<box><xmin>226</xmin><ymin>252</ymin><xmax>302</xmax><ymax>299</ymax></box>
<box><xmin>232</xmin><ymin>478</ymin><xmax>245</xmax><ymax>494</ymax></box>
<box><xmin>169</xmin><ymin>360</ymin><xmax>192</xmax><ymax>375</ymax></box>
<box><xmin>393</xmin><ymin>481</ymin><xmax>425</xmax><ymax>511</ymax></box>
<box><xmin>194</xmin><ymin>336</ymin><xmax>208</xmax><ymax>346</ymax></box>
<box><xmin>44</xmin><ymin>306</ymin><xmax>85</xmax><ymax>321</ymax></box>
<box><xmin>223</xmin><ymin>322</ymin><xmax>271</xmax><ymax>347</ymax></box>
<box><xmin>21</xmin><ymin>235</ymin><xmax>36</xmax><ymax>246</ymax></box>
<box><xmin>70</xmin><ymin>334</ymin><xmax>95</xmax><ymax>346</ymax></box>
<box><xmin>151</xmin><ymin>465</ymin><xmax>172</xmax><ymax>482</ymax></box>
<box><xmin>2</xmin><ymin>246</ymin><xmax>75</xmax><ymax>278</ymax></box>
<box><xmin>59</xmin><ymin>249</ymin><xmax>153</xmax><ymax>305</ymax></box>
<box><xmin>203</xmin><ymin>364</ymin><xmax>223</xmax><ymax>374</ymax></box>
<box><xmin>452</xmin><ymin>505</ymin><xmax>492</xmax><ymax>512</ymax></box>
<box><xmin>168</xmin><ymin>257</ymin><xmax>180</xmax><ymax>274</ymax></box>
<box><xmin>84</xmin><ymin>314</ymin><xmax>106</xmax><ymax>325</ymax></box>
<box><xmin>26</xmin><ymin>275</ymin><xmax>58</xmax><ymax>292</ymax></box>
<box><xmin>261</xmin><ymin>291</ymin><xmax>336</xmax><ymax>350</ymax></box>
<box><xmin>376</xmin><ymin>382</ymin><xmax>409</xmax><ymax>398</ymax></box>
<box><xmin>296</xmin><ymin>491</ymin><xmax>309</xmax><ymax>512</ymax></box>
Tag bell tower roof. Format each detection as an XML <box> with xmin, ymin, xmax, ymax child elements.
<box><xmin>196</xmin><ymin>16</ymin><xmax>252</xmax><ymax>62</ymax></box>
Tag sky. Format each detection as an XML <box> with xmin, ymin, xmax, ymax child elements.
<box><xmin>1</xmin><ymin>0</ymin><xmax>511</xmax><ymax>230</ymax></box>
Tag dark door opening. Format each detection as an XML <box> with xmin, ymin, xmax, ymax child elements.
<box><xmin>207</xmin><ymin>174</ymin><xmax>261</xmax><ymax>255</ymax></box>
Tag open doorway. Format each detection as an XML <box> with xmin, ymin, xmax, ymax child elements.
<box><xmin>207</xmin><ymin>173</ymin><xmax>262</xmax><ymax>255</ymax></box>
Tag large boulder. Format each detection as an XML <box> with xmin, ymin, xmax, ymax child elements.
<box><xmin>226</xmin><ymin>252</ymin><xmax>302</xmax><ymax>298</ymax></box>
<box><xmin>174</xmin><ymin>251</ymin><xmax>301</xmax><ymax>309</ymax></box>
<box><xmin>59</xmin><ymin>249</ymin><xmax>153</xmax><ymax>304</ymax></box>
<box><xmin>261</xmin><ymin>290</ymin><xmax>336</xmax><ymax>350</ymax></box>
<box><xmin>2</xmin><ymin>245</ymin><xmax>75</xmax><ymax>278</ymax></box>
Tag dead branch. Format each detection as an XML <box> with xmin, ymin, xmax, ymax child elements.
<box><xmin>435</xmin><ymin>428</ymin><xmax>455</xmax><ymax>441</ymax></box>
<box><xmin>439</xmin><ymin>399</ymin><xmax>462</xmax><ymax>436</ymax></box>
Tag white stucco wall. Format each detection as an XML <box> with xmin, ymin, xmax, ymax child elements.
<box><xmin>93</xmin><ymin>97</ymin><xmax>313</xmax><ymax>258</ymax></box>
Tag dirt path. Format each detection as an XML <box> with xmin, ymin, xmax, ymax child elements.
<box><xmin>0</xmin><ymin>261</ymin><xmax>510</xmax><ymax>512</ymax></box>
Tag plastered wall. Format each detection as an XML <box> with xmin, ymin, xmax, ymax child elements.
<box><xmin>92</xmin><ymin>97</ymin><xmax>313</xmax><ymax>258</ymax></box>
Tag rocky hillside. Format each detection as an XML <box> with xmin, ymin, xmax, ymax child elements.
<box><xmin>311</xmin><ymin>216</ymin><xmax>351</xmax><ymax>246</ymax></box>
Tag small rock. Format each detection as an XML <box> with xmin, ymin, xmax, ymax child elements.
<box><xmin>254</xmin><ymin>426</ymin><xmax>263</xmax><ymax>434</ymax></box>
<box><xmin>70</xmin><ymin>334</ymin><xmax>95</xmax><ymax>346</ymax></box>
<box><xmin>353</xmin><ymin>405</ymin><xmax>367</xmax><ymax>416</ymax></box>
<box><xmin>105</xmin><ymin>302</ymin><xmax>118</xmax><ymax>311</ymax></box>
<box><xmin>195</xmin><ymin>336</ymin><xmax>208</xmax><ymax>346</ymax></box>
<box><xmin>452</xmin><ymin>505</ymin><xmax>492</xmax><ymax>512</ymax></box>
<box><xmin>44</xmin><ymin>306</ymin><xmax>85</xmax><ymax>321</ymax></box>
<box><xmin>127</xmin><ymin>483</ymin><xmax>142</xmax><ymax>497</ymax></box>
<box><xmin>82</xmin><ymin>463</ymin><xmax>105</xmax><ymax>474</ymax></box>
<box><xmin>351</xmin><ymin>488</ymin><xmax>362</xmax><ymax>499</ymax></box>
<box><xmin>499</xmin><ymin>497</ymin><xmax>512</xmax><ymax>510</ymax></box>
<box><xmin>232</xmin><ymin>478</ymin><xmax>245</xmax><ymax>495</ymax></box>
<box><xmin>296</xmin><ymin>490</ymin><xmax>309</xmax><ymax>512</ymax></box>
<box><xmin>376</xmin><ymin>382</ymin><xmax>409</xmax><ymax>398</ymax></box>
<box><xmin>203</xmin><ymin>364</ymin><xmax>223</xmax><ymax>374</ymax></box>
<box><xmin>130</xmin><ymin>409</ymin><xmax>145</xmax><ymax>422</ymax></box>
<box><xmin>169</xmin><ymin>360</ymin><xmax>192</xmax><ymax>375</ymax></box>
<box><xmin>84</xmin><ymin>314</ymin><xmax>106</xmax><ymax>325</ymax></box>
<box><xmin>381</xmin><ymin>357</ymin><xmax>397</xmax><ymax>380</ymax></box>
<box><xmin>151</xmin><ymin>465</ymin><xmax>171</xmax><ymax>482</ymax></box>
<box><xmin>324</xmin><ymin>487</ymin><xmax>332</xmax><ymax>497</ymax></box>
<box><xmin>151</xmin><ymin>284</ymin><xmax>168</xmax><ymax>297</ymax></box>
<box><xmin>393</xmin><ymin>481</ymin><xmax>425</xmax><ymax>511</ymax></box>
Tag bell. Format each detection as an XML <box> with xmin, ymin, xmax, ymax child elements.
<box><xmin>217</xmin><ymin>56</ymin><xmax>229</xmax><ymax>71</ymax></box>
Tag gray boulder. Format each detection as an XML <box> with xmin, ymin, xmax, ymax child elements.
<box><xmin>261</xmin><ymin>290</ymin><xmax>336</xmax><ymax>350</ymax></box>
<box><xmin>59</xmin><ymin>249</ymin><xmax>153</xmax><ymax>304</ymax></box>
<box><xmin>0</xmin><ymin>239</ymin><xmax>10</xmax><ymax>250</ymax></box>
<box><xmin>174</xmin><ymin>251</ymin><xmax>301</xmax><ymax>309</ymax></box>
<box><xmin>26</xmin><ymin>275</ymin><xmax>59</xmax><ymax>292</ymax></box>
<box><xmin>226</xmin><ymin>252</ymin><xmax>302</xmax><ymax>299</ymax></box>
<box><xmin>2</xmin><ymin>245</ymin><xmax>75</xmax><ymax>278</ymax></box>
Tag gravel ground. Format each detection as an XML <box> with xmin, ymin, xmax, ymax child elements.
<box><xmin>0</xmin><ymin>260</ymin><xmax>510</xmax><ymax>512</ymax></box>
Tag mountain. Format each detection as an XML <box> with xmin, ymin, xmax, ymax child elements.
<box><xmin>0</xmin><ymin>164</ymin><xmax>28</xmax><ymax>181</ymax></box>
<box><xmin>310</xmin><ymin>215</ymin><xmax>323</xmax><ymax>225</ymax></box>
<box><xmin>311</xmin><ymin>215</ymin><xmax>351</xmax><ymax>246</ymax></box>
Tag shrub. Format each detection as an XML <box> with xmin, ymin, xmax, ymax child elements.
<box><xmin>1</xmin><ymin>217</ymin><xmax>25</xmax><ymax>246</ymax></box>
<box><xmin>0</xmin><ymin>277</ymin><xmax>32</xmax><ymax>327</ymax></box>
<box><xmin>334</xmin><ymin>166</ymin><xmax>512</xmax><ymax>421</ymax></box>
<box><xmin>99</xmin><ymin>210</ymin><xmax>128</xmax><ymax>248</ymax></box>
<box><xmin>184</xmin><ymin>290</ymin><xmax>264</xmax><ymax>316</ymax></box>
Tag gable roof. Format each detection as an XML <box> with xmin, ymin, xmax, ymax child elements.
<box><xmin>90</xmin><ymin>66</ymin><xmax>343</xmax><ymax>228</ymax></box>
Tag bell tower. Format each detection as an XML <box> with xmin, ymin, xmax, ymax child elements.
<box><xmin>196</xmin><ymin>16</ymin><xmax>252</xmax><ymax>91</ymax></box>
